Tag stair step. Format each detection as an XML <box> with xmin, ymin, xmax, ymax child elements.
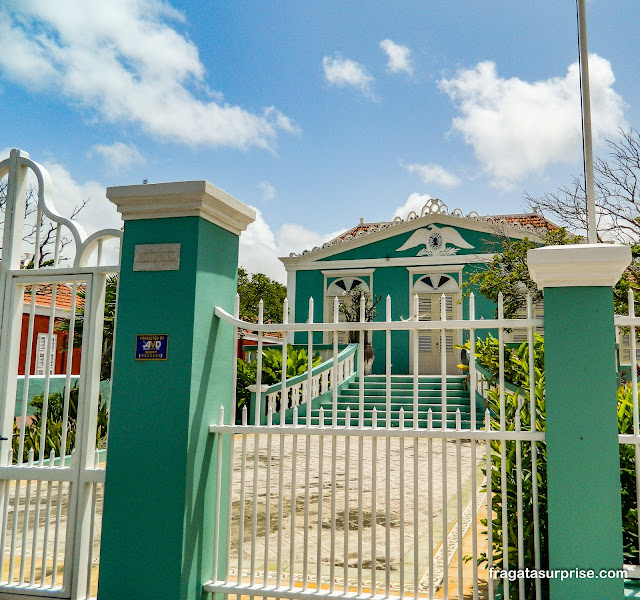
<box><xmin>340</xmin><ymin>390</ymin><xmax>469</xmax><ymax>399</ymax></box>
<box><xmin>305</xmin><ymin>418</ymin><xmax>477</xmax><ymax>428</ymax></box>
<box><xmin>308</xmin><ymin>411</ymin><xmax>468</xmax><ymax>418</ymax></box>
<box><xmin>330</xmin><ymin>402</ymin><xmax>470</xmax><ymax>411</ymax></box>
<box><xmin>344</xmin><ymin>385</ymin><xmax>467</xmax><ymax>393</ymax></box>
<box><xmin>357</xmin><ymin>375</ymin><xmax>466</xmax><ymax>384</ymax></box>
<box><xmin>280</xmin><ymin>374</ymin><xmax>478</xmax><ymax>428</ymax></box>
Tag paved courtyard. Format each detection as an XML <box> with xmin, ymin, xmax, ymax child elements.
<box><xmin>229</xmin><ymin>432</ymin><xmax>485</xmax><ymax>596</ymax></box>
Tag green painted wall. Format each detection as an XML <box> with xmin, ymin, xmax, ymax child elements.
<box><xmin>99</xmin><ymin>216</ymin><xmax>237</xmax><ymax>600</ymax></box>
<box><xmin>544</xmin><ymin>286</ymin><xmax>623</xmax><ymax>599</ymax></box>
<box><xmin>12</xmin><ymin>376</ymin><xmax>109</xmax><ymax>417</ymax></box>
<box><xmin>368</xmin><ymin>264</ymin><xmax>410</xmax><ymax>374</ymax></box>
<box><xmin>290</xmin><ymin>260</ymin><xmax>498</xmax><ymax>374</ymax></box>
<box><xmin>318</xmin><ymin>222</ymin><xmax>501</xmax><ymax>262</ymax></box>
<box><xmin>294</xmin><ymin>270</ymin><xmax>324</xmax><ymax>345</ymax></box>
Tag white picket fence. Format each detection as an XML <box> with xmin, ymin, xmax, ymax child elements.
<box><xmin>206</xmin><ymin>293</ymin><xmax>546</xmax><ymax>600</ymax></box>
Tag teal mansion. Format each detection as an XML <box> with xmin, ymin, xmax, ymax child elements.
<box><xmin>280</xmin><ymin>198</ymin><xmax>553</xmax><ymax>375</ymax></box>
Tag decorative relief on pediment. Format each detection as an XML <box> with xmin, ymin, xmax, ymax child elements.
<box><xmin>396</xmin><ymin>224</ymin><xmax>474</xmax><ymax>256</ymax></box>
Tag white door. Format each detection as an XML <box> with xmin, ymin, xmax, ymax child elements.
<box><xmin>415</xmin><ymin>293</ymin><xmax>460</xmax><ymax>375</ymax></box>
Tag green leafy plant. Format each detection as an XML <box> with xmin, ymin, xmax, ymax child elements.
<box><xmin>478</xmin><ymin>344</ymin><xmax>549</xmax><ymax>599</ymax></box>
<box><xmin>617</xmin><ymin>384</ymin><xmax>640</xmax><ymax>563</ymax></box>
<box><xmin>236</xmin><ymin>345</ymin><xmax>323</xmax><ymax>416</ymax></box>
<box><xmin>13</xmin><ymin>384</ymin><xmax>108</xmax><ymax>464</ymax></box>
<box><xmin>467</xmin><ymin>335</ymin><xmax>640</xmax><ymax>599</ymax></box>
<box><xmin>461</xmin><ymin>333</ymin><xmax>545</xmax><ymax>391</ymax></box>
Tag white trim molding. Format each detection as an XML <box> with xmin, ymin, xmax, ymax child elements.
<box><xmin>283</xmin><ymin>253</ymin><xmax>497</xmax><ymax>271</ymax></box>
<box><xmin>321</xmin><ymin>268</ymin><xmax>375</xmax><ymax>277</ymax></box>
<box><xmin>407</xmin><ymin>265</ymin><xmax>464</xmax><ymax>277</ymax></box>
<box><xmin>107</xmin><ymin>180</ymin><xmax>256</xmax><ymax>235</ymax></box>
<box><xmin>528</xmin><ymin>244</ymin><xmax>632</xmax><ymax>288</ymax></box>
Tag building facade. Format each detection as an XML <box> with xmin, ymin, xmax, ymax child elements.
<box><xmin>280</xmin><ymin>198</ymin><xmax>553</xmax><ymax>375</ymax></box>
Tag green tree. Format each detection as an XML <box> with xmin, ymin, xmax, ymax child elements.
<box><xmin>337</xmin><ymin>285</ymin><xmax>382</xmax><ymax>343</ymax></box>
<box><xmin>466</xmin><ymin>228</ymin><xmax>581</xmax><ymax>318</ymax></box>
<box><xmin>237</xmin><ymin>267</ymin><xmax>287</xmax><ymax>323</ymax></box>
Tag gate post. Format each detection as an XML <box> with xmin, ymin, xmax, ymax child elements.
<box><xmin>98</xmin><ymin>182</ymin><xmax>254</xmax><ymax>600</ymax></box>
<box><xmin>528</xmin><ymin>244</ymin><xmax>631</xmax><ymax>599</ymax></box>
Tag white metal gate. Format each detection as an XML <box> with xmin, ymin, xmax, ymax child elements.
<box><xmin>0</xmin><ymin>150</ymin><xmax>121</xmax><ymax>598</ymax></box>
<box><xmin>206</xmin><ymin>293</ymin><xmax>546</xmax><ymax>599</ymax></box>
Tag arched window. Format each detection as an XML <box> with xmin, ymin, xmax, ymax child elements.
<box><xmin>326</xmin><ymin>277</ymin><xmax>370</xmax><ymax>296</ymax></box>
<box><xmin>413</xmin><ymin>274</ymin><xmax>459</xmax><ymax>293</ymax></box>
<box><xmin>324</xmin><ymin>277</ymin><xmax>370</xmax><ymax>344</ymax></box>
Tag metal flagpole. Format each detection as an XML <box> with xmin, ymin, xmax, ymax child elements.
<box><xmin>577</xmin><ymin>0</ymin><xmax>597</xmax><ymax>243</ymax></box>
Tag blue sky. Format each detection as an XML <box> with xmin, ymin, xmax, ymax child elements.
<box><xmin>0</xmin><ymin>1</ymin><xmax>637</xmax><ymax>281</ymax></box>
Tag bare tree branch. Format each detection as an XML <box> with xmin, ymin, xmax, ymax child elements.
<box><xmin>525</xmin><ymin>128</ymin><xmax>640</xmax><ymax>243</ymax></box>
<box><xmin>0</xmin><ymin>178</ymin><xmax>90</xmax><ymax>267</ymax></box>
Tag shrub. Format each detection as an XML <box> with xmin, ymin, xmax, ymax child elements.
<box><xmin>236</xmin><ymin>345</ymin><xmax>322</xmax><ymax>415</ymax></box>
<box><xmin>467</xmin><ymin>335</ymin><xmax>638</xmax><ymax>598</ymax></box>
<box><xmin>13</xmin><ymin>384</ymin><xmax>108</xmax><ymax>464</ymax></box>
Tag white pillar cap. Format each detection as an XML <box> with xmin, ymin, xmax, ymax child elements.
<box><xmin>527</xmin><ymin>244</ymin><xmax>632</xmax><ymax>288</ymax></box>
<box><xmin>107</xmin><ymin>180</ymin><xmax>256</xmax><ymax>235</ymax></box>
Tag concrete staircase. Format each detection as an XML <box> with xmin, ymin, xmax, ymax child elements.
<box><xmin>305</xmin><ymin>374</ymin><xmax>477</xmax><ymax>429</ymax></box>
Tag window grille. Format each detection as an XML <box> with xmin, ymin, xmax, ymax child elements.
<box><xmin>418</xmin><ymin>334</ymin><xmax>431</xmax><ymax>352</ymax></box>
<box><xmin>445</xmin><ymin>335</ymin><xmax>454</xmax><ymax>352</ymax></box>
<box><xmin>418</xmin><ymin>297</ymin><xmax>431</xmax><ymax>321</ymax></box>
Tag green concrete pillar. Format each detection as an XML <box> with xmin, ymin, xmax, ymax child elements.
<box><xmin>98</xmin><ymin>181</ymin><xmax>255</xmax><ymax>600</ymax></box>
<box><xmin>528</xmin><ymin>244</ymin><xmax>631</xmax><ymax>600</ymax></box>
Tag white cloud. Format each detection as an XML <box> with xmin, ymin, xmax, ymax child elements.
<box><xmin>39</xmin><ymin>162</ymin><xmax>122</xmax><ymax>236</ymax></box>
<box><xmin>401</xmin><ymin>162</ymin><xmax>461</xmax><ymax>188</ymax></box>
<box><xmin>392</xmin><ymin>193</ymin><xmax>433</xmax><ymax>220</ymax></box>
<box><xmin>0</xmin><ymin>1</ymin><xmax>298</xmax><ymax>150</ymax></box>
<box><xmin>277</xmin><ymin>223</ymin><xmax>345</xmax><ymax>257</ymax></box>
<box><xmin>90</xmin><ymin>142</ymin><xmax>145</xmax><ymax>173</ymax></box>
<box><xmin>258</xmin><ymin>181</ymin><xmax>276</xmax><ymax>202</ymax></box>
<box><xmin>438</xmin><ymin>55</ymin><xmax>626</xmax><ymax>188</ymax></box>
<box><xmin>1</xmin><ymin>149</ymin><xmax>342</xmax><ymax>282</ymax></box>
<box><xmin>322</xmin><ymin>53</ymin><xmax>376</xmax><ymax>99</ymax></box>
<box><xmin>379</xmin><ymin>39</ymin><xmax>413</xmax><ymax>76</ymax></box>
<box><xmin>239</xmin><ymin>208</ymin><xmax>345</xmax><ymax>284</ymax></box>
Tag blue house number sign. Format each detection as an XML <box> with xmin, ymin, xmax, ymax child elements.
<box><xmin>136</xmin><ymin>334</ymin><xmax>168</xmax><ymax>360</ymax></box>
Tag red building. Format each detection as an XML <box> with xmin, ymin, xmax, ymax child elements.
<box><xmin>18</xmin><ymin>284</ymin><xmax>83</xmax><ymax>376</ymax></box>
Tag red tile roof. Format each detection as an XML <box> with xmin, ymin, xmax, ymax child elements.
<box><xmin>332</xmin><ymin>222</ymin><xmax>385</xmax><ymax>242</ymax></box>
<box><xmin>334</xmin><ymin>213</ymin><xmax>557</xmax><ymax>241</ymax></box>
<box><xmin>23</xmin><ymin>284</ymin><xmax>86</xmax><ymax>311</ymax></box>
<box><xmin>489</xmin><ymin>213</ymin><xmax>558</xmax><ymax>230</ymax></box>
